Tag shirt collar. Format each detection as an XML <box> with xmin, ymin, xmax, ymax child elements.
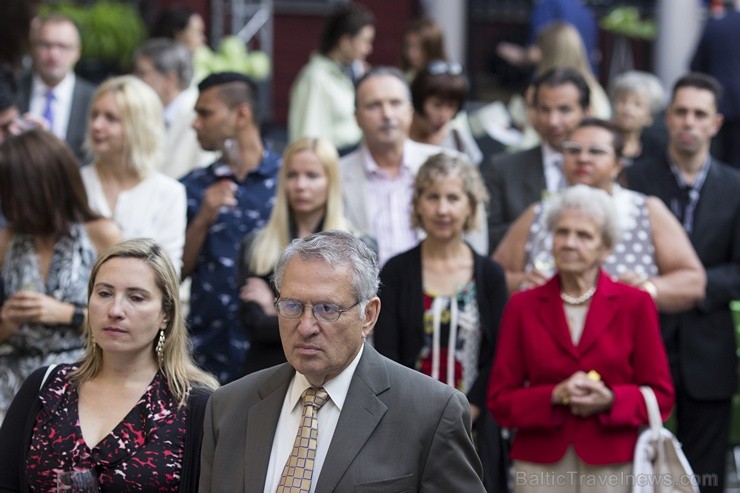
<box><xmin>360</xmin><ymin>142</ymin><xmax>413</xmax><ymax>177</ymax></box>
<box><xmin>163</xmin><ymin>89</ymin><xmax>189</xmax><ymax>127</ymax></box>
<box><xmin>207</xmin><ymin>143</ymin><xmax>281</xmax><ymax>180</ymax></box>
<box><xmin>541</xmin><ymin>141</ymin><xmax>563</xmax><ymax>167</ymax></box>
<box><xmin>32</xmin><ymin>71</ymin><xmax>75</xmax><ymax>100</ymax></box>
<box><xmin>287</xmin><ymin>344</ymin><xmax>365</xmax><ymax>413</ymax></box>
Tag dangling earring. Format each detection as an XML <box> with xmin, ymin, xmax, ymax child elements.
<box><xmin>156</xmin><ymin>329</ymin><xmax>166</xmax><ymax>368</ymax></box>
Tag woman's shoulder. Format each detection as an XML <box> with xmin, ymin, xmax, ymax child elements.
<box><xmin>381</xmin><ymin>245</ymin><xmax>421</xmax><ymax>272</ymax></box>
<box><xmin>143</xmin><ymin>172</ymin><xmax>186</xmax><ymax>194</ymax></box>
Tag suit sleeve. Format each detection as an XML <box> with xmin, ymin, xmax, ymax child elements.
<box><xmin>482</xmin><ymin>158</ymin><xmax>511</xmax><ymax>253</ymax></box>
<box><xmin>690</xmin><ymin>28</ymin><xmax>709</xmax><ymax>73</ymax></box>
<box><xmin>374</xmin><ymin>260</ymin><xmax>403</xmax><ymax>362</ymax></box>
<box><xmin>420</xmin><ymin>391</ymin><xmax>486</xmax><ymax>493</ymax></box>
<box><xmin>700</xmin><ymin>207</ymin><xmax>740</xmax><ymax>312</ymax></box>
<box><xmin>197</xmin><ymin>396</ymin><xmax>216</xmax><ymax>493</ymax></box>
<box><xmin>599</xmin><ymin>291</ymin><xmax>674</xmax><ymax>426</ymax></box>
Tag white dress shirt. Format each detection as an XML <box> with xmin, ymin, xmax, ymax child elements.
<box><xmin>264</xmin><ymin>346</ymin><xmax>364</xmax><ymax>493</ymax></box>
<box><xmin>362</xmin><ymin>144</ymin><xmax>419</xmax><ymax>266</ymax></box>
<box><xmin>542</xmin><ymin>142</ymin><xmax>566</xmax><ymax>194</ymax></box>
<box><xmin>80</xmin><ymin>165</ymin><xmax>186</xmax><ymax>273</ymax></box>
<box><xmin>29</xmin><ymin>73</ymin><xmax>76</xmax><ymax>140</ymax></box>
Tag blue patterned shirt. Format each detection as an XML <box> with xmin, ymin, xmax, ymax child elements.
<box><xmin>180</xmin><ymin>148</ymin><xmax>280</xmax><ymax>382</ymax></box>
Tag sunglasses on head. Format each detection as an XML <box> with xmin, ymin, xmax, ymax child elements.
<box><xmin>425</xmin><ymin>60</ymin><xmax>464</xmax><ymax>76</ymax></box>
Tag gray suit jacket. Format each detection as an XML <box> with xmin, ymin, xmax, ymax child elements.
<box><xmin>481</xmin><ymin>146</ymin><xmax>545</xmax><ymax>253</ymax></box>
<box><xmin>199</xmin><ymin>344</ymin><xmax>485</xmax><ymax>492</ymax></box>
<box><xmin>18</xmin><ymin>71</ymin><xmax>96</xmax><ymax>163</ymax></box>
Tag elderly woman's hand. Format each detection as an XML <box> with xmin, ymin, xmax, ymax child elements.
<box><xmin>552</xmin><ymin>371</ymin><xmax>614</xmax><ymax>417</ymax></box>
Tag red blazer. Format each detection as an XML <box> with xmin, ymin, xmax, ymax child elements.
<box><xmin>487</xmin><ymin>271</ymin><xmax>674</xmax><ymax>465</ymax></box>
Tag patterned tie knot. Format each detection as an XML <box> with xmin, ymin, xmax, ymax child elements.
<box><xmin>303</xmin><ymin>387</ymin><xmax>329</xmax><ymax>410</ymax></box>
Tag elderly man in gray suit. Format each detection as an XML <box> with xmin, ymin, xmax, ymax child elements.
<box><xmin>199</xmin><ymin>230</ymin><xmax>485</xmax><ymax>493</ymax></box>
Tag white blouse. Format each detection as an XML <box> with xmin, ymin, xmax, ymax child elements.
<box><xmin>80</xmin><ymin>165</ymin><xmax>186</xmax><ymax>273</ymax></box>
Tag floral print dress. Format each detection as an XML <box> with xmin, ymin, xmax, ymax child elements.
<box><xmin>25</xmin><ymin>365</ymin><xmax>187</xmax><ymax>492</ymax></box>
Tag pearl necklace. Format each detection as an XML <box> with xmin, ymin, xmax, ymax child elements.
<box><xmin>560</xmin><ymin>286</ymin><xmax>596</xmax><ymax>305</ymax></box>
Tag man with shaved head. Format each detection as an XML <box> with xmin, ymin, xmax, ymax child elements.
<box><xmin>180</xmin><ymin>72</ymin><xmax>281</xmax><ymax>384</ymax></box>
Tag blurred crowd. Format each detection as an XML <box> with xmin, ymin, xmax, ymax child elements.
<box><xmin>0</xmin><ymin>0</ymin><xmax>739</xmax><ymax>492</ymax></box>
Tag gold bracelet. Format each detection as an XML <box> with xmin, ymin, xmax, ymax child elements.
<box><xmin>642</xmin><ymin>279</ymin><xmax>658</xmax><ymax>299</ymax></box>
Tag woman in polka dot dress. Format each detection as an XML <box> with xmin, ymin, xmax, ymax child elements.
<box><xmin>493</xmin><ymin>118</ymin><xmax>706</xmax><ymax>313</ymax></box>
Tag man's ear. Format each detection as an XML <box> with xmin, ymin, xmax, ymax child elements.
<box><xmin>361</xmin><ymin>297</ymin><xmax>380</xmax><ymax>337</ymax></box>
<box><xmin>234</xmin><ymin>102</ymin><xmax>254</xmax><ymax>127</ymax></box>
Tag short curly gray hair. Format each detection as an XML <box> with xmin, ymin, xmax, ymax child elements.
<box><xmin>544</xmin><ymin>185</ymin><xmax>621</xmax><ymax>249</ymax></box>
<box><xmin>609</xmin><ymin>70</ymin><xmax>666</xmax><ymax>116</ymax></box>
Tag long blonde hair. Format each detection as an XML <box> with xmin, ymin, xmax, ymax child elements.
<box><xmin>249</xmin><ymin>137</ymin><xmax>350</xmax><ymax>275</ymax></box>
<box><xmin>85</xmin><ymin>75</ymin><xmax>165</xmax><ymax>177</ymax></box>
<box><xmin>72</xmin><ymin>239</ymin><xmax>218</xmax><ymax>404</ymax></box>
<box><xmin>536</xmin><ymin>22</ymin><xmax>607</xmax><ymax>117</ymax></box>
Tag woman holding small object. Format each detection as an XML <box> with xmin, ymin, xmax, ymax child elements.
<box><xmin>0</xmin><ymin>129</ymin><xmax>121</xmax><ymax>422</ymax></box>
<box><xmin>488</xmin><ymin>185</ymin><xmax>674</xmax><ymax>492</ymax></box>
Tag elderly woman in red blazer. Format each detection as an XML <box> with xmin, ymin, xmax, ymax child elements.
<box><xmin>488</xmin><ymin>184</ymin><xmax>674</xmax><ymax>492</ymax></box>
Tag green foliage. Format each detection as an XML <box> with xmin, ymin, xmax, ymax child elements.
<box><xmin>193</xmin><ymin>36</ymin><xmax>271</xmax><ymax>82</ymax></box>
<box><xmin>39</xmin><ymin>1</ymin><xmax>146</xmax><ymax>69</ymax></box>
<box><xmin>600</xmin><ymin>7</ymin><xmax>657</xmax><ymax>40</ymax></box>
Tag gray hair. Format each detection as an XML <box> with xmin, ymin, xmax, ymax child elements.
<box><xmin>272</xmin><ymin>230</ymin><xmax>380</xmax><ymax>317</ymax></box>
<box><xmin>609</xmin><ymin>71</ymin><xmax>666</xmax><ymax>116</ymax></box>
<box><xmin>354</xmin><ymin>66</ymin><xmax>412</xmax><ymax>109</ymax></box>
<box><xmin>135</xmin><ymin>38</ymin><xmax>194</xmax><ymax>90</ymax></box>
<box><xmin>544</xmin><ymin>185</ymin><xmax>620</xmax><ymax>249</ymax></box>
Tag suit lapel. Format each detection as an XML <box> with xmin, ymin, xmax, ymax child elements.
<box><xmin>66</xmin><ymin>81</ymin><xmax>87</xmax><ymax>148</ymax></box>
<box><xmin>688</xmin><ymin>161</ymin><xmax>720</xmax><ymax>243</ymax></box>
<box><xmin>244</xmin><ymin>364</ymin><xmax>294</xmax><ymax>492</ymax></box>
<box><xmin>575</xmin><ymin>273</ymin><xmax>620</xmax><ymax>355</ymax></box>
<box><xmin>315</xmin><ymin>346</ymin><xmax>389</xmax><ymax>492</ymax></box>
<box><xmin>523</xmin><ymin>146</ymin><xmax>546</xmax><ymax>200</ymax></box>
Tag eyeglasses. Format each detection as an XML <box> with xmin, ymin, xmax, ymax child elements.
<box><xmin>425</xmin><ymin>60</ymin><xmax>463</xmax><ymax>76</ymax></box>
<box><xmin>35</xmin><ymin>41</ymin><xmax>77</xmax><ymax>53</ymax></box>
<box><xmin>275</xmin><ymin>299</ymin><xmax>360</xmax><ymax>322</ymax></box>
<box><xmin>561</xmin><ymin>141</ymin><xmax>615</xmax><ymax>158</ymax></box>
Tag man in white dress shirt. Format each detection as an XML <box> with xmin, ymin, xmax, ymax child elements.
<box><xmin>134</xmin><ymin>38</ymin><xmax>217</xmax><ymax>179</ymax></box>
<box><xmin>18</xmin><ymin>13</ymin><xmax>95</xmax><ymax>163</ymax></box>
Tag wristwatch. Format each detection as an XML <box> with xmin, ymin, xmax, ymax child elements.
<box><xmin>71</xmin><ymin>305</ymin><xmax>85</xmax><ymax>329</ymax></box>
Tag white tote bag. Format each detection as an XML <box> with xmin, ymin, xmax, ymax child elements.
<box><xmin>631</xmin><ymin>387</ymin><xmax>698</xmax><ymax>493</ymax></box>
